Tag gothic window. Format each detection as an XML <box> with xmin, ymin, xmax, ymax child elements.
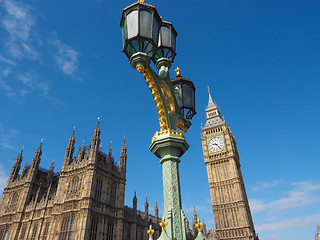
<box><xmin>59</xmin><ymin>215</ymin><xmax>75</xmax><ymax>240</ymax></box>
<box><xmin>110</xmin><ymin>185</ymin><xmax>116</xmax><ymax>206</ymax></box>
<box><xmin>90</xmin><ymin>218</ymin><xmax>98</xmax><ymax>240</ymax></box>
<box><xmin>71</xmin><ymin>178</ymin><xmax>80</xmax><ymax>193</ymax></box>
<box><xmin>20</xmin><ymin>227</ymin><xmax>26</xmax><ymax>239</ymax></box>
<box><xmin>107</xmin><ymin>222</ymin><xmax>114</xmax><ymax>240</ymax></box>
<box><xmin>94</xmin><ymin>179</ymin><xmax>102</xmax><ymax>201</ymax></box>
<box><xmin>42</xmin><ymin>222</ymin><xmax>49</xmax><ymax>240</ymax></box>
<box><xmin>31</xmin><ymin>225</ymin><xmax>38</xmax><ymax>240</ymax></box>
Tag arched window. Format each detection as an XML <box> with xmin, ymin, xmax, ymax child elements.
<box><xmin>110</xmin><ymin>185</ymin><xmax>116</xmax><ymax>206</ymax></box>
<box><xmin>71</xmin><ymin>178</ymin><xmax>80</xmax><ymax>193</ymax></box>
<box><xmin>94</xmin><ymin>179</ymin><xmax>102</xmax><ymax>201</ymax></box>
<box><xmin>59</xmin><ymin>215</ymin><xmax>75</xmax><ymax>240</ymax></box>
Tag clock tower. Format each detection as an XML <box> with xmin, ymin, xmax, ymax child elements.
<box><xmin>201</xmin><ymin>87</ymin><xmax>259</xmax><ymax>240</ymax></box>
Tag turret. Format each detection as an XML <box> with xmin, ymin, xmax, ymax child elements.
<box><xmin>133</xmin><ymin>192</ymin><xmax>137</xmax><ymax>220</ymax></box>
<box><xmin>155</xmin><ymin>202</ymin><xmax>159</xmax><ymax>224</ymax></box>
<box><xmin>89</xmin><ymin>120</ymin><xmax>101</xmax><ymax>162</ymax></box>
<box><xmin>63</xmin><ymin>129</ymin><xmax>75</xmax><ymax>168</ymax></box>
<box><xmin>30</xmin><ymin>142</ymin><xmax>42</xmax><ymax>171</ymax></box>
<box><xmin>119</xmin><ymin>138</ymin><xmax>127</xmax><ymax>175</ymax></box>
<box><xmin>77</xmin><ymin>140</ymin><xmax>85</xmax><ymax>161</ymax></box>
<box><xmin>47</xmin><ymin>162</ymin><xmax>54</xmax><ymax>182</ymax></box>
<box><xmin>106</xmin><ymin>142</ymin><xmax>114</xmax><ymax>162</ymax></box>
<box><xmin>9</xmin><ymin>148</ymin><xmax>23</xmax><ymax>181</ymax></box>
<box><xmin>192</xmin><ymin>207</ymin><xmax>198</xmax><ymax>236</ymax></box>
<box><xmin>91</xmin><ymin>120</ymin><xmax>101</xmax><ymax>150</ymax></box>
<box><xmin>21</xmin><ymin>162</ymin><xmax>28</xmax><ymax>179</ymax></box>
<box><xmin>144</xmin><ymin>196</ymin><xmax>149</xmax><ymax>221</ymax></box>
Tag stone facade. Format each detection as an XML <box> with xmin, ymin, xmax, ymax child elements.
<box><xmin>0</xmin><ymin>122</ymin><xmax>163</xmax><ymax>240</ymax></box>
<box><xmin>316</xmin><ymin>225</ymin><xmax>320</xmax><ymax>240</ymax></box>
<box><xmin>201</xmin><ymin>89</ymin><xmax>259</xmax><ymax>240</ymax></box>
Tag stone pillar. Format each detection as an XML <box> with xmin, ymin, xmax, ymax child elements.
<box><xmin>149</xmin><ymin>134</ymin><xmax>189</xmax><ymax>240</ymax></box>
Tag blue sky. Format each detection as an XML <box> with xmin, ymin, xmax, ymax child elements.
<box><xmin>0</xmin><ymin>0</ymin><xmax>320</xmax><ymax>239</ymax></box>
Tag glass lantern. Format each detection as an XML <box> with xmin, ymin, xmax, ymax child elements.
<box><xmin>172</xmin><ymin>75</ymin><xmax>196</xmax><ymax>119</ymax></box>
<box><xmin>153</xmin><ymin>21</ymin><xmax>177</xmax><ymax>63</ymax></box>
<box><xmin>120</xmin><ymin>2</ymin><xmax>162</xmax><ymax>59</ymax></box>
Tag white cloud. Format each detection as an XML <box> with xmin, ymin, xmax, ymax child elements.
<box><xmin>17</xmin><ymin>71</ymin><xmax>50</xmax><ymax>96</ymax></box>
<box><xmin>0</xmin><ymin>123</ymin><xmax>20</xmax><ymax>150</ymax></box>
<box><xmin>50</xmin><ymin>33</ymin><xmax>80</xmax><ymax>78</ymax></box>
<box><xmin>256</xmin><ymin>213</ymin><xmax>320</xmax><ymax>232</ymax></box>
<box><xmin>262</xmin><ymin>235</ymin><xmax>280</xmax><ymax>240</ymax></box>
<box><xmin>250</xmin><ymin>181</ymin><xmax>320</xmax><ymax>216</ymax></box>
<box><xmin>1</xmin><ymin>0</ymin><xmax>39</xmax><ymax>60</ymax></box>
<box><xmin>251</xmin><ymin>180</ymin><xmax>281</xmax><ymax>192</ymax></box>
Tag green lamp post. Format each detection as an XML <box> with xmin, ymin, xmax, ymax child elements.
<box><xmin>120</xmin><ymin>1</ymin><xmax>196</xmax><ymax>240</ymax></box>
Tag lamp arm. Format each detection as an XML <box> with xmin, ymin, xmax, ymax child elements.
<box><xmin>129</xmin><ymin>52</ymin><xmax>191</xmax><ymax>134</ymax></box>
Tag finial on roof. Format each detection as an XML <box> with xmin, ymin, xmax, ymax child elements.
<box><xmin>98</xmin><ymin>116</ymin><xmax>100</xmax><ymax>122</ymax></box>
<box><xmin>208</xmin><ymin>86</ymin><xmax>210</xmax><ymax>94</ymax></box>
<box><xmin>41</xmin><ymin>138</ymin><xmax>44</xmax><ymax>143</ymax></box>
<box><xmin>138</xmin><ymin>0</ymin><xmax>145</xmax><ymax>3</ymax></box>
<box><xmin>175</xmin><ymin>67</ymin><xmax>182</xmax><ymax>77</ymax></box>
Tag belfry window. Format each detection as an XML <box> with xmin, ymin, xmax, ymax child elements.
<box><xmin>59</xmin><ymin>215</ymin><xmax>75</xmax><ymax>240</ymax></box>
<box><xmin>90</xmin><ymin>218</ymin><xmax>98</xmax><ymax>240</ymax></box>
<box><xmin>31</xmin><ymin>225</ymin><xmax>38</xmax><ymax>240</ymax></box>
<box><xmin>107</xmin><ymin>222</ymin><xmax>114</xmax><ymax>240</ymax></box>
<box><xmin>110</xmin><ymin>185</ymin><xmax>116</xmax><ymax>206</ymax></box>
<box><xmin>94</xmin><ymin>179</ymin><xmax>102</xmax><ymax>201</ymax></box>
<box><xmin>20</xmin><ymin>227</ymin><xmax>26</xmax><ymax>239</ymax></box>
<box><xmin>71</xmin><ymin>178</ymin><xmax>80</xmax><ymax>193</ymax></box>
<box><xmin>42</xmin><ymin>222</ymin><xmax>49</xmax><ymax>240</ymax></box>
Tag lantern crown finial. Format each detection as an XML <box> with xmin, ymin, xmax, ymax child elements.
<box><xmin>175</xmin><ymin>67</ymin><xmax>182</xmax><ymax>77</ymax></box>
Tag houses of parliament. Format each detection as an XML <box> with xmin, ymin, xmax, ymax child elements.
<box><xmin>0</xmin><ymin>120</ymin><xmax>217</xmax><ymax>240</ymax></box>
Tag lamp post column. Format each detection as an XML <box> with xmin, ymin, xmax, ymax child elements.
<box><xmin>150</xmin><ymin>134</ymin><xmax>188</xmax><ymax>240</ymax></box>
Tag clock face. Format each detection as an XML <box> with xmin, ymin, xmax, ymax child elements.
<box><xmin>208</xmin><ymin>137</ymin><xmax>225</xmax><ymax>152</ymax></box>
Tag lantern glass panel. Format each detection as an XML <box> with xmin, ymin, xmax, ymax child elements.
<box><xmin>152</xmin><ymin>17</ymin><xmax>160</xmax><ymax>45</ymax></box>
<box><xmin>140</xmin><ymin>10</ymin><xmax>152</xmax><ymax>38</ymax></box>
<box><xmin>160</xmin><ymin>26</ymin><xmax>171</xmax><ymax>47</ymax></box>
<box><xmin>127</xmin><ymin>10</ymin><xmax>139</xmax><ymax>39</ymax></box>
<box><xmin>173</xmin><ymin>85</ymin><xmax>183</xmax><ymax>108</ymax></box>
<box><xmin>182</xmin><ymin>84</ymin><xmax>192</xmax><ymax>108</ymax></box>
<box><xmin>171</xmin><ymin>31</ymin><xmax>176</xmax><ymax>51</ymax></box>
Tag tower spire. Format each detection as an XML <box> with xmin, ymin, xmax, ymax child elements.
<box><xmin>63</xmin><ymin>128</ymin><xmax>76</xmax><ymax>168</ymax></box>
<box><xmin>91</xmin><ymin>118</ymin><xmax>101</xmax><ymax>150</ymax></box>
<box><xmin>206</xmin><ymin>86</ymin><xmax>217</xmax><ymax>110</ymax></box>
<box><xmin>10</xmin><ymin>148</ymin><xmax>23</xmax><ymax>181</ymax></box>
<box><xmin>119</xmin><ymin>137</ymin><xmax>127</xmax><ymax>175</ymax></box>
<box><xmin>31</xmin><ymin>141</ymin><xmax>43</xmax><ymax>170</ymax></box>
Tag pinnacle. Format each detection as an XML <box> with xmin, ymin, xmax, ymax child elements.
<box><xmin>206</xmin><ymin>86</ymin><xmax>217</xmax><ymax>110</ymax></box>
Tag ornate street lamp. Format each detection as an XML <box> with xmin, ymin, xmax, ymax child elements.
<box><xmin>121</xmin><ymin>1</ymin><xmax>197</xmax><ymax>240</ymax></box>
<box><xmin>120</xmin><ymin>0</ymin><xmax>162</xmax><ymax>59</ymax></box>
<box><xmin>172</xmin><ymin>67</ymin><xmax>196</xmax><ymax>120</ymax></box>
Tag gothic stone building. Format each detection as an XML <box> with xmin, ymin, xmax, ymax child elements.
<box><xmin>0</xmin><ymin>121</ymin><xmax>220</xmax><ymax>240</ymax></box>
<box><xmin>0</xmin><ymin>122</ymin><xmax>166</xmax><ymax>240</ymax></box>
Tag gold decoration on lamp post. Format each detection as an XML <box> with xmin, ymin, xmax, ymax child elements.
<box><xmin>195</xmin><ymin>218</ymin><xmax>204</xmax><ymax>232</ymax></box>
<box><xmin>147</xmin><ymin>225</ymin><xmax>155</xmax><ymax>239</ymax></box>
<box><xmin>159</xmin><ymin>217</ymin><xmax>168</xmax><ymax>231</ymax></box>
